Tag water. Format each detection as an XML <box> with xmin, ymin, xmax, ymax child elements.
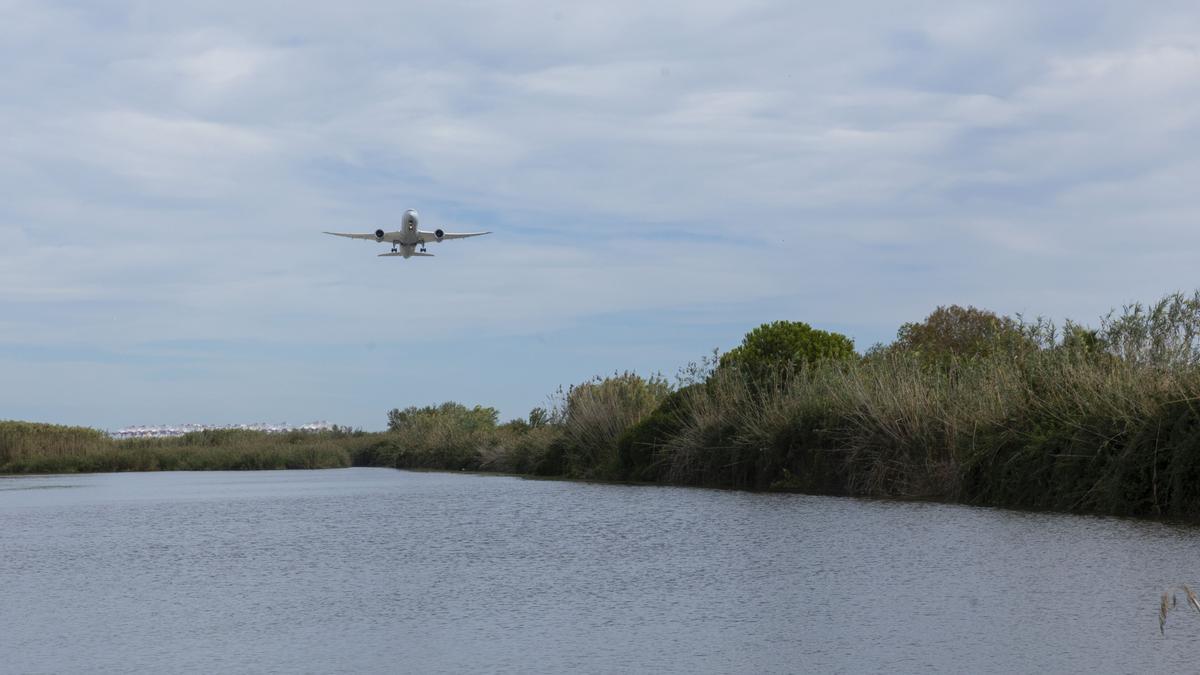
<box><xmin>1</xmin><ymin>468</ymin><xmax>1197</xmax><ymax>674</ymax></box>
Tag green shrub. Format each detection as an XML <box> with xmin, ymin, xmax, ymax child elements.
<box><xmin>719</xmin><ymin>321</ymin><xmax>855</xmax><ymax>378</ymax></box>
<box><xmin>615</xmin><ymin>385</ymin><xmax>698</xmax><ymax>481</ymax></box>
<box><xmin>557</xmin><ymin>372</ymin><xmax>670</xmax><ymax>478</ymax></box>
<box><xmin>484</xmin><ymin>424</ymin><xmax>564</xmax><ymax>475</ymax></box>
<box><xmin>388</xmin><ymin>402</ymin><xmax>498</xmax><ymax>433</ymax></box>
<box><xmin>883</xmin><ymin>305</ymin><xmax>1032</xmax><ymax>364</ymax></box>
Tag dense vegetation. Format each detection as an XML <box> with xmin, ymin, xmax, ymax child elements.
<box><xmin>0</xmin><ymin>423</ymin><xmax>356</xmax><ymax>473</ymax></box>
<box><xmin>9</xmin><ymin>291</ymin><xmax>1200</xmax><ymax>519</ymax></box>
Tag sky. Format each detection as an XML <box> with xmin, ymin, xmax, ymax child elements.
<box><xmin>3</xmin><ymin>1</ymin><xmax>1200</xmax><ymax>430</ymax></box>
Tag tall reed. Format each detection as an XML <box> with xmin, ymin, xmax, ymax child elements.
<box><xmin>0</xmin><ymin>423</ymin><xmax>354</xmax><ymax>473</ymax></box>
<box><xmin>555</xmin><ymin>372</ymin><xmax>669</xmax><ymax>477</ymax></box>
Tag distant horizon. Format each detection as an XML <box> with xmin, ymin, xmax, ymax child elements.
<box><xmin>9</xmin><ymin>288</ymin><xmax>1200</xmax><ymax>432</ymax></box>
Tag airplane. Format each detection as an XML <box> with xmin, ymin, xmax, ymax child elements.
<box><xmin>324</xmin><ymin>209</ymin><xmax>490</xmax><ymax>258</ymax></box>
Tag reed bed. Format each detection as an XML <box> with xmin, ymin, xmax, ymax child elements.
<box><xmin>0</xmin><ymin>423</ymin><xmax>354</xmax><ymax>473</ymax></box>
<box><xmin>584</xmin><ymin>330</ymin><xmax>1200</xmax><ymax>519</ymax></box>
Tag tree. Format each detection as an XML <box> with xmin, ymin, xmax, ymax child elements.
<box><xmin>387</xmin><ymin>402</ymin><xmax>498</xmax><ymax>433</ymax></box>
<box><xmin>719</xmin><ymin>320</ymin><xmax>856</xmax><ymax>376</ymax></box>
<box><xmin>889</xmin><ymin>305</ymin><xmax>1030</xmax><ymax>362</ymax></box>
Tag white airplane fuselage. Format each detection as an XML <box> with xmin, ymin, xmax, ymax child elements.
<box><xmin>377</xmin><ymin>209</ymin><xmax>436</xmax><ymax>258</ymax></box>
<box><xmin>324</xmin><ymin>208</ymin><xmax>488</xmax><ymax>258</ymax></box>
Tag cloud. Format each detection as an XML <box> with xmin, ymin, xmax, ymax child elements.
<box><xmin>4</xmin><ymin>1</ymin><xmax>1200</xmax><ymax>426</ymax></box>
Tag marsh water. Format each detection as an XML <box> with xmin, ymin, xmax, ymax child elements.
<box><xmin>1</xmin><ymin>468</ymin><xmax>1197</xmax><ymax>673</ymax></box>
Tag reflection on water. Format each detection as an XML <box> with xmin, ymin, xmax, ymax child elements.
<box><xmin>1</xmin><ymin>468</ymin><xmax>1198</xmax><ymax>673</ymax></box>
<box><xmin>0</xmin><ymin>480</ymin><xmax>82</xmax><ymax>492</ymax></box>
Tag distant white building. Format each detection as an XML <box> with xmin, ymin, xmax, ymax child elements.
<box><xmin>110</xmin><ymin>421</ymin><xmax>337</xmax><ymax>439</ymax></box>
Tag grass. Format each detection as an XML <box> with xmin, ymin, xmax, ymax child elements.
<box><xmin>0</xmin><ymin>423</ymin><xmax>356</xmax><ymax>473</ymax></box>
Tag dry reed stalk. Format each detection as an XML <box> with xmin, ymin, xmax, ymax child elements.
<box><xmin>1162</xmin><ymin>593</ymin><xmax>1170</xmax><ymax>634</ymax></box>
<box><xmin>1158</xmin><ymin>585</ymin><xmax>1200</xmax><ymax>635</ymax></box>
<box><xmin>1183</xmin><ymin>585</ymin><xmax>1200</xmax><ymax>613</ymax></box>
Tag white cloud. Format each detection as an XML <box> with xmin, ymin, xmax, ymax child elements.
<box><xmin>179</xmin><ymin>45</ymin><xmax>276</xmax><ymax>92</ymax></box>
<box><xmin>4</xmin><ymin>0</ymin><xmax>1200</xmax><ymax>425</ymax></box>
<box><xmin>80</xmin><ymin>110</ymin><xmax>276</xmax><ymax>188</ymax></box>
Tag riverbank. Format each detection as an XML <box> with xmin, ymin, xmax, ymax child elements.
<box><xmin>346</xmin><ymin>351</ymin><xmax>1200</xmax><ymax>519</ymax></box>
<box><xmin>7</xmin><ymin>347</ymin><xmax>1200</xmax><ymax>520</ymax></box>
<box><xmin>8</xmin><ymin>291</ymin><xmax>1200</xmax><ymax>520</ymax></box>
<box><xmin>0</xmin><ymin>422</ymin><xmax>354</xmax><ymax>473</ymax></box>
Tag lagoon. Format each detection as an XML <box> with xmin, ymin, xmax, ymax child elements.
<box><xmin>1</xmin><ymin>468</ymin><xmax>1196</xmax><ymax>673</ymax></box>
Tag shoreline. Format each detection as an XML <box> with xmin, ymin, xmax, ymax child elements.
<box><xmin>8</xmin><ymin>449</ymin><xmax>1200</xmax><ymax>527</ymax></box>
<box><xmin>10</xmin><ymin>461</ymin><xmax>1200</xmax><ymax>529</ymax></box>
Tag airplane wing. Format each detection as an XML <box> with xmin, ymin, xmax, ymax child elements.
<box><xmin>324</xmin><ymin>231</ymin><xmax>403</xmax><ymax>241</ymax></box>
<box><xmin>418</xmin><ymin>230</ymin><xmax>492</xmax><ymax>242</ymax></box>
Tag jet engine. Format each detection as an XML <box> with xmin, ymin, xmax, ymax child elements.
<box><xmin>375</xmin><ymin>229</ymin><xmax>385</xmax><ymax>240</ymax></box>
<box><xmin>434</xmin><ymin>229</ymin><xmax>445</xmax><ymax>241</ymax></box>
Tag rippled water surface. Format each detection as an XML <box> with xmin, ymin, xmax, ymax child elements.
<box><xmin>2</xmin><ymin>468</ymin><xmax>1199</xmax><ymax>673</ymax></box>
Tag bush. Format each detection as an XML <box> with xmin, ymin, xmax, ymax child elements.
<box><xmin>483</xmin><ymin>424</ymin><xmax>564</xmax><ymax>475</ymax></box>
<box><xmin>884</xmin><ymin>305</ymin><xmax>1032</xmax><ymax>364</ymax></box>
<box><xmin>719</xmin><ymin>321</ymin><xmax>855</xmax><ymax>379</ymax></box>
<box><xmin>388</xmin><ymin>402</ymin><xmax>498</xmax><ymax>433</ymax></box>
<box><xmin>556</xmin><ymin>372</ymin><xmax>670</xmax><ymax>477</ymax></box>
<box><xmin>615</xmin><ymin>385</ymin><xmax>698</xmax><ymax>481</ymax></box>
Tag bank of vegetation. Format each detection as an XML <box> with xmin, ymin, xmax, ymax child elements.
<box><xmin>7</xmin><ymin>290</ymin><xmax>1200</xmax><ymax>519</ymax></box>
<box><xmin>0</xmin><ymin>424</ymin><xmax>356</xmax><ymax>473</ymax></box>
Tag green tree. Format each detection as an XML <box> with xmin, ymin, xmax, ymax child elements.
<box><xmin>888</xmin><ymin>305</ymin><xmax>1031</xmax><ymax>363</ymax></box>
<box><xmin>719</xmin><ymin>321</ymin><xmax>856</xmax><ymax>375</ymax></box>
<box><xmin>387</xmin><ymin>402</ymin><xmax>498</xmax><ymax>433</ymax></box>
